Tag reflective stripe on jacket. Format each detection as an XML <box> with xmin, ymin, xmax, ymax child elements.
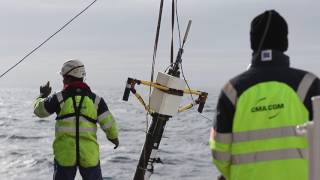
<box><xmin>33</xmin><ymin>84</ymin><xmax>118</xmax><ymax>167</ymax></box>
<box><xmin>210</xmin><ymin>50</ymin><xmax>320</xmax><ymax>180</ymax></box>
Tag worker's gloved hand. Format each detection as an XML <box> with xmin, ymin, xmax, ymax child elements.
<box><xmin>40</xmin><ymin>81</ymin><xmax>52</xmax><ymax>98</ymax></box>
<box><xmin>108</xmin><ymin>138</ymin><xmax>119</xmax><ymax>149</ymax></box>
<box><xmin>217</xmin><ymin>175</ymin><xmax>226</xmax><ymax>180</ymax></box>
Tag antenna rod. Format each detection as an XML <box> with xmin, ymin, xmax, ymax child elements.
<box><xmin>182</xmin><ymin>20</ymin><xmax>192</xmax><ymax>47</ymax></box>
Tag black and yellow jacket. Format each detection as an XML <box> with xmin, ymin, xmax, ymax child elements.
<box><xmin>210</xmin><ymin>50</ymin><xmax>320</xmax><ymax>180</ymax></box>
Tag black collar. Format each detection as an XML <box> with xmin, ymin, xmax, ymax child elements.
<box><xmin>251</xmin><ymin>49</ymin><xmax>290</xmax><ymax>68</ymax></box>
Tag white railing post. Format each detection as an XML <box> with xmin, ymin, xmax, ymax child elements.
<box><xmin>309</xmin><ymin>96</ymin><xmax>320</xmax><ymax>180</ymax></box>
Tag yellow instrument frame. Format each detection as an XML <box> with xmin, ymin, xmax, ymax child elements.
<box><xmin>127</xmin><ymin>79</ymin><xmax>208</xmax><ymax>114</ymax></box>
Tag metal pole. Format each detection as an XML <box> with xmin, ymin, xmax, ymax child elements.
<box><xmin>133</xmin><ymin>113</ymin><xmax>170</xmax><ymax>180</ymax></box>
<box><xmin>309</xmin><ymin>96</ymin><xmax>320</xmax><ymax>180</ymax></box>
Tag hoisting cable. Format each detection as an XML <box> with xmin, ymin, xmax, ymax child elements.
<box><xmin>170</xmin><ymin>0</ymin><xmax>175</xmax><ymax>65</ymax></box>
<box><xmin>148</xmin><ymin>0</ymin><xmax>165</xmax><ymax>104</ymax></box>
<box><xmin>153</xmin><ymin>0</ymin><xmax>176</xmax><ymax>165</ymax></box>
<box><xmin>148</xmin><ymin>0</ymin><xmax>165</xmax><ymax>123</ymax></box>
<box><xmin>145</xmin><ymin>0</ymin><xmax>165</xmax><ymax>172</ymax></box>
<box><xmin>0</xmin><ymin>0</ymin><xmax>98</xmax><ymax>79</ymax></box>
<box><xmin>124</xmin><ymin>0</ymin><xmax>210</xmax><ymax>178</ymax></box>
<box><xmin>150</xmin><ymin>0</ymin><xmax>165</xmax><ymax>84</ymax></box>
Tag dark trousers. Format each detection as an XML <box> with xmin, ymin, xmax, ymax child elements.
<box><xmin>53</xmin><ymin>161</ymin><xmax>103</xmax><ymax>180</ymax></box>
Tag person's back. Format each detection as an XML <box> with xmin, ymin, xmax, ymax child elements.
<box><xmin>210</xmin><ymin>10</ymin><xmax>320</xmax><ymax>180</ymax></box>
<box><xmin>33</xmin><ymin>60</ymin><xmax>119</xmax><ymax>180</ymax></box>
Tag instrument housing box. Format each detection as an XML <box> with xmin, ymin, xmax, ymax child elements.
<box><xmin>150</xmin><ymin>72</ymin><xmax>186</xmax><ymax>116</ymax></box>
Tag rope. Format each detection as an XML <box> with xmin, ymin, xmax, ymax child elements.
<box><xmin>0</xmin><ymin>0</ymin><xmax>98</xmax><ymax>79</ymax></box>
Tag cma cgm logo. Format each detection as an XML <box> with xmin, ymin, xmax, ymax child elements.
<box><xmin>251</xmin><ymin>97</ymin><xmax>285</xmax><ymax>119</ymax></box>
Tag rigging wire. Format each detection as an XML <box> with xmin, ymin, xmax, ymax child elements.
<box><xmin>175</xmin><ymin>1</ymin><xmax>214</xmax><ymax>122</ymax></box>
<box><xmin>0</xmin><ymin>0</ymin><xmax>98</xmax><ymax>79</ymax></box>
<box><xmin>180</xmin><ymin>63</ymin><xmax>213</xmax><ymax>121</ymax></box>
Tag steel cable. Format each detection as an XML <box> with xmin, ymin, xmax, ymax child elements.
<box><xmin>0</xmin><ymin>0</ymin><xmax>98</xmax><ymax>79</ymax></box>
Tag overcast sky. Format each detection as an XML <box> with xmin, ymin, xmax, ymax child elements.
<box><xmin>0</xmin><ymin>0</ymin><xmax>319</xmax><ymax>90</ymax></box>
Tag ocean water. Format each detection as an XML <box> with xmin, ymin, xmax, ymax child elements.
<box><xmin>0</xmin><ymin>87</ymin><xmax>220</xmax><ymax>180</ymax></box>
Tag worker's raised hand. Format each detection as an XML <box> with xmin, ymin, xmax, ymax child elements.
<box><xmin>40</xmin><ymin>81</ymin><xmax>52</xmax><ymax>98</ymax></box>
<box><xmin>217</xmin><ymin>175</ymin><xmax>226</xmax><ymax>180</ymax></box>
<box><xmin>109</xmin><ymin>138</ymin><xmax>119</xmax><ymax>149</ymax></box>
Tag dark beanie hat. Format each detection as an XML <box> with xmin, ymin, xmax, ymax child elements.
<box><xmin>250</xmin><ymin>10</ymin><xmax>288</xmax><ymax>52</ymax></box>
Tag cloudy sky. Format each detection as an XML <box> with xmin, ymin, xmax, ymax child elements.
<box><xmin>0</xmin><ymin>0</ymin><xmax>319</xmax><ymax>90</ymax></box>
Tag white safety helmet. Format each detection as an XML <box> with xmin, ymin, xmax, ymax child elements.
<box><xmin>60</xmin><ymin>59</ymin><xmax>86</xmax><ymax>78</ymax></box>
